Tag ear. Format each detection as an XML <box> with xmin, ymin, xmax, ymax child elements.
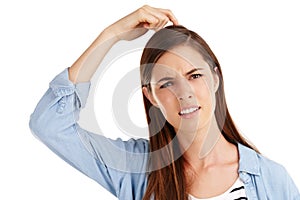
<box><xmin>142</xmin><ymin>86</ymin><xmax>159</xmax><ymax>107</ymax></box>
<box><xmin>213</xmin><ymin>67</ymin><xmax>220</xmax><ymax>92</ymax></box>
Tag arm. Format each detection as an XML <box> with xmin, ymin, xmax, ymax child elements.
<box><xmin>68</xmin><ymin>5</ymin><xmax>178</xmax><ymax>83</ymax></box>
<box><xmin>30</xmin><ymin>5</ymin><xmax>178</xmax><ymax>198</ymax></box>
<box><xmin>29</xmin><ymin>69</ymin><xmax>149</xmax><ymax>197</ymax></box>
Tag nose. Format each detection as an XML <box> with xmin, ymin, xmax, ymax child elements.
<box><xmin>179</xmin><ymin>95</ymin><xmax>192</xmax><ymax>100</ymax></box>
<box><xmin>176</xmin><ymin>79</ymin><xmax>194</xmax><ymax>101</ymax></box>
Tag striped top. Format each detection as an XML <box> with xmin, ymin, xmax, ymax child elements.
<box><xmin>189</xmin><ymin>178</ymin><xmax>247</xmax><ymax>200</ymax></box>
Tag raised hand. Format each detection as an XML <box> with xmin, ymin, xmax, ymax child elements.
<box><xmin>107</xmin><ymin>5</ymin><xmax>178</xmax><ymax>41</ymax></box>
<box><xmin>69</xmin><ymin>5</ymin><xmax>178</xmax><ymax>83</ymax></box>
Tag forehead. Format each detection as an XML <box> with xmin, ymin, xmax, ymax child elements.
<box><xmin>152</xmin><ymin>45</ymin><xmax>210</xmax><ymax>78</ymax></box>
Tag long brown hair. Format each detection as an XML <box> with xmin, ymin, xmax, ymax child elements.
<box><xmin>140</xmin><ymin>25</ymin><xmax>257</xmax><ymax>200</ymax></box>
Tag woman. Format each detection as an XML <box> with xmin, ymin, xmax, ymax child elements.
<box><xmin>29</xmin><ymin>5</ymin><xmax>299</xmax><ymax>200</ymax></box>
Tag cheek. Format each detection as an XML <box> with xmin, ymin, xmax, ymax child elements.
<box><xmin>153</xmin><ymin>89</ymin><xmax>179</xmax><ymax>118</ymax></box>
<box><xmin>193</xmin><ymin>78</ymin><xmax>216</xmax><ymax>108</ymax></box>
<box><xmin>155</xmin><ymin>90</ymin><xmax>178</xmax><ymax>109</ymax></box>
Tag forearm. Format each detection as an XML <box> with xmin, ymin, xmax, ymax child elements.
<box><xmin>68</xmin><ymin>5</ymin><xmax>178</xmax><ymax>84</ymax></box>
<box><xmin>68</xmin><ymin>27</ymin><xmax>119</xmax><ymax>83</ymax></box>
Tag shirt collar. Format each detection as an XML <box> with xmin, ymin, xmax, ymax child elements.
<box><xmin>238</xmin><ymin>143</ymin><xmax>260</xmax><ymax>176</ymax></box>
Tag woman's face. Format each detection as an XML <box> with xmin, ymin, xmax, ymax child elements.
<box><xmin>143</xmin><ymin>45</ymin><xmax>219</xmax><ymax>133</ymax></box>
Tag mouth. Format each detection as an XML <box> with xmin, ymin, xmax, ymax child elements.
<box><xmin>178</xmin><ymin>106</ymin><xmax>201</xmax><ymax>116</ymax></box>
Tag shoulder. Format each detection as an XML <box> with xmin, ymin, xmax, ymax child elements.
<box><xmin>238</xmin><ymin>143</ymin><xmax>300</xmax><ymax>198</ymax></box>
<box><xmin>238</xmin><ymin>143</ymin><xmax>286</xmax><ymax>175</ymax></box>
<box><xmin>257</xmin><ymin>151</ymin><xmax>300</xmax><ymax>198</ymax></box>
<box><xmin>76</xmin><ymin>126</ymin><xmax>150</xmax><ymax>173</ymax></box>
<box><xmin>77</xmin><ymin>126</ymin><xmax>150</xmax><ymax>154</ymax></box>
<box><xmin>257</xmin><ymin>153</ymin><xmax>286</xmax><ymax>175</ymax></box>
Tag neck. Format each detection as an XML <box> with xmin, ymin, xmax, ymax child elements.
<box><xmin>177</xmin><ymin>116</ymin><xmax>238</xmax><ymax>168</ymax></box>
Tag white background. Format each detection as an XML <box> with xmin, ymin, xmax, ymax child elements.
<box><xmin>1</xmin><ymin>0</ymin><xmax>300</xmax><ymax>199</ymax></box>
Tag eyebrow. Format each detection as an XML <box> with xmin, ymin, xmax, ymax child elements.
<box><xmin>185</xmin><ymin>67</ymin><xmax>204</xmax><ymax>76</ymax></box>
<box><xmin>156</xmin><ymin>77</ymin><xmax>174</xmax><ymax>84</ymax></box>
<box><xmin>156</xmin><ymin>68</ymin><xmax>204</xmax><ymax>84</ymax></box>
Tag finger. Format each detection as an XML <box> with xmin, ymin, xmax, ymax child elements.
<box><xmin>139</xmin><ymin>13</ymin><xmax>159</xmax><ymax>30</ymax></box>
<box><xmin>145</xmin><ymin>14</ymin><xmax>166</xmax><ymax>30</ymax></box>
<box><xmin>138</xmin><ymin>5</ymin><xmax>178</xmax><ymax>30</ymax></box>
<box><xmin>144</xmin><ymin>6</ymin><xmax>179</xmax><ymax>28</ymax></box>
<box><xmin>145</xmin><ymin>6</ymin><xmax>179</xmax><ymax>25</ymax></box>
<box><xmin>140</xmin><ymin>14</ymin><xmax>164</xmax><ymax>30</ymax></box>
<box><xmin>155</xmin><ymin>16</ymin><xmax>169</xmax><ymax>31</ymax></box>
<box><xmin>142</xmin><ymin>7</ymin><xmax>171</xmax><ymax>29</ymax></box>
<box><xmin>136</xmin><ymin>7</ymin><xmax>160</xmax><ymax>28</ymax></box>
<box><xmin>155</xmin><ymin>7</ymin><xmax>179</xmax><ymax>25</ymax></box>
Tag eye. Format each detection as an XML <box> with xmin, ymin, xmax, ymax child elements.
<box><xmin>190</xmin><ymin>74</ymin><xmax>203</xmax><ymax>80</ymax></box>
<box><xmin>160</xmin><ymin>81</ymin><xmax>173</xmax><ymax>89</ymax></box>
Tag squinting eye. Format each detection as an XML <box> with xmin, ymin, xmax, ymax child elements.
<box><xmin>160</xmin><ymin>81</ymin><xmax>173</xmax><ymax>89</ymax></box>
<box><xmin>190</xmin><ymin>74</ymin><xmax>203</xmax><ymax>79</ymax></box>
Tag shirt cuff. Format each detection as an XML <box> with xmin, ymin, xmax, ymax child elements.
<box><xmin>49</xmin><ymin>68</ymin><xmax>91</xmax><ymax>108</ymax></box>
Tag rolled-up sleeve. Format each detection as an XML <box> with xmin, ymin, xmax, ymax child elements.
<box><xmin>29</xmin><ymin>68</ymin><xmax>149</xmax><ymax>199</ymax></box>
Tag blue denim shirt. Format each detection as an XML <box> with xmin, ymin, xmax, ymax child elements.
<box><xmin>29</xmin><ymin>68</ymin><xmax>300</xmax><ymax>200</ymax></box>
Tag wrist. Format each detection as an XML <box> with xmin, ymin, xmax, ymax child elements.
<box><xmin>102</xmin><ymin>25</ymin><xmax>122</xmax><ymax>43</ymax></box>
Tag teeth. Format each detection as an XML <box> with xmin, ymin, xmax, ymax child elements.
<box><xmin>179</xmin><ymin>107</ymin><xmax>199</xmax><ymax>115</ymax></box>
